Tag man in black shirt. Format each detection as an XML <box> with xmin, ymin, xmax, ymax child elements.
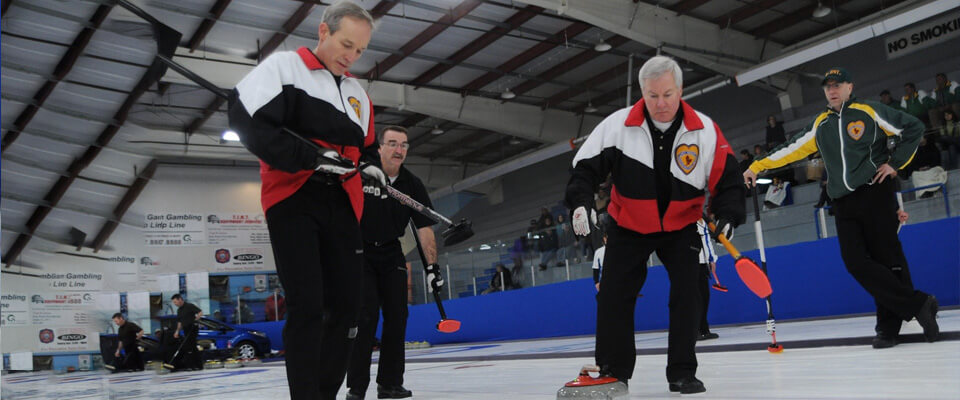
<box><xmin>171</xmin><ymin>294</ymin><xmax>203</xmax><ymax>370</ymax></box>
<box><xmin>111</xmin><ymin>313</ymin><xmax>144</xmax><ymax>372</ymax></box>
<box><xmin>346</xmin><ymin>126</ymin><xmax>439</xmax><ymax>400</ymax></box>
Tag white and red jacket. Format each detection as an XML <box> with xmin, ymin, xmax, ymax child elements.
<box><xmin>228</xmin><ymin>47</ymin><xmax>376</xmax><ymax>221</ymax></box>
<box><xmin>566</xmin><ymin>99</ymin><xmax>744</xmax><ymax>234</ymax></box>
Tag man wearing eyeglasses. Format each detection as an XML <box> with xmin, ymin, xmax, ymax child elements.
<box><xmin>346</xmin><ymin>125</ymin><xmax>439</xmax><ymax>399</ymax></box>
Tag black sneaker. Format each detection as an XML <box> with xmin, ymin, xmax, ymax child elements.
<box><xmin>871</xmin><ymin>334</ymin><xmax>898</xmax><ymax>349</ymax></box>
<box><xmin>669</xmin><ymin>377</ymin><xmax>706</xmax><ymax>394</ymax></box>
<box><xmin>916</xmin><ymin>295</ymin><xmax>939</xmax><ymax>342</ymax></box>
<box><xmin>697</xmin><ymin>332</ymin><xmax>719</xmax><ymax>341</ymax></box>
<box><xmin>345</xmin><ymin>388</ymin><xmax>365</xmax><ymax>400</ymax></box>
<box><xmin>377</xmin><ymin>384</ymin><xmax>412</xmax><ymax>399</ymax></box>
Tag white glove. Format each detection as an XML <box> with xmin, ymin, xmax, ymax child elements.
<box><xmin>313</xmin><ymin>148</ymin><xmax>356</xmax><ymax>175</ymax></box>
<box><xmin>359</xmin><ymin>163</ymin><xmax>388</xmax><ymax>199</ymax></box>
<box><xmin>425</xmin><ymin>264</ymin><xmax>444</xmax><ymax>293</ymax></box>
<box><xmin>572</xmin><ymin>206</ymin><xmax>597</xmax><ymax>236</ymax></box>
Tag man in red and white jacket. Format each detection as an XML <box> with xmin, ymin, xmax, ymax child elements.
<box><xmin>227</xmin><ymin>2</ymin><xmax>382</xmax><ymax>399</ymax></box>
<box><xmin>565</xmin><ymin>56</ymin><xmax>744</xmax><ymax>395</ymax></box>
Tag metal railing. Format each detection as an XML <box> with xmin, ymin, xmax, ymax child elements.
<box><xmin>813</xmin><ymin>182</ymin><xmax>950</xmax><ymax>239</ymax></box>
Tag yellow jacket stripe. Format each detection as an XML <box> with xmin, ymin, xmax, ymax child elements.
<box><xmin>748</xmin><ymin>112</ymin><xmax>826</xmax><ymax>174</ymax></box>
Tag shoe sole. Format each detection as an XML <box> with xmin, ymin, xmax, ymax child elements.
<box><xmin>669</xmin><ymin>384</ymin><xmax>706</xmax><ymax>394</ymax></box>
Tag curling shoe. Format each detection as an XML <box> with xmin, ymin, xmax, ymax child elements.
<box><xmin>669</xmin><ymin>376</ymin><xmax>706</xmax><ymax>394</ymax></box>
<box><xmin>377</xmin><ymin>384</ymin><xmax>412</xmax><ymax>399</ymax></box>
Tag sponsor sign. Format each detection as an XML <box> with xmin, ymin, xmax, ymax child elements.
<box><xmin>37</xmin><ymin>327</ymin><xmax>97</xmax><ymax>352</ymax></box>
<box><xmin>205</xmin><ymin>213</ymin><xmax>271</xmax><ymax>246</ymax></box>
<box><xmin>144</xmin><ymin>212</ymin><xmax>270</xmax><ymax>247</ymax></box>
<box><xmin>212</xmin><ymin>247</ymin><xmax>267</xmax><ymax>272</ymax></box>
<box><xmin>144</xmin><ymin>213</ymin><xmax>206</xmax><ymax>246</ymax></box>
<box><xmin>30</xmin><ymin>292</ymin><xmax>95</xmax><ymax>325</ymax></box>
<box><xmin>1</xmin><ymin>293</ymin><xmax>30</xmax><ymax>326</ymax></box>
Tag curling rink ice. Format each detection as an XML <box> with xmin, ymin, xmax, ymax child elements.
<box><xmin>3</xmin><ymin>310</ymin><xmax>958</xmax><ymax>399</ymax></box>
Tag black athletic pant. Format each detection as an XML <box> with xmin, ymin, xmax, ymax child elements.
<box><xmin>179</xmin><ymin>325</ymin><xmax>202</xmax><ymax>369</ymax></box>
<box><xmin>114</xmin><ymin>348</ymin><xmax>143</xmax><ymax>371</ymax></box>
<box><xmin>347</xmin><ymin>241</ymin><xmax>409</xmax><ymax>391</ymax></box>
<box><xmin>832</xmin><ymin>178</ymin><xmax>929</xmax><ymax>336</ymax></box>
<box><xmin>266</xmin><ymin>182</ymin><xmax>363</xmax><ymax>400</ymax></box>
<box><xmin>596</xmin><ymin>223</ymin><xmax>702</xmax><ymax>383</ymax></box>
<box><xmin>698</xmin><ymin>263</ymin><xmax>711</xmax><ymax>335</ymax></box>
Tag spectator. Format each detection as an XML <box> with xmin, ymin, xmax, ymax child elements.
<box><xmin>813</xmin><ymin>177</ymin><xmax>834</xmax><ymax>215</ymax></box>
<box><xmin>880</xmin><ymin>89</ymin><xmax>902</xmax><ymax>111</ymax></box>
<box><xmin>901</xmin><ymin>82</ymin><xmax>934</xmax><ymax>127</ymax></box>
<box><xmin>556</xmin><ymin>214</ymin><xmax>577</xmax><ymax>263</ymax></box>
<box><xmin>910</xmin><ymin>135</ymin><xmax>947</xmax><ymax>198</ymax></box>
<box><xmin>937</xmin><ymin>109</ymin><xmax>959</xmax><ymax>169</ymax></box>
<box><xmin>265</xmin><ymin>288</ymin><xmax>285</xmax><ymax>322</ymax></box>
<box><xmin>763</xmin><ymin>177</ymin><xmax>792</xmax><ymax>209</ymax></box>
<box><xmin>538</xmin><ymin>216</ymin><xmax>558</xmax><ymax>270</ymax></box>
<box><xmin>482</xmin><ymin>264</ymin><xmax>513</xmax><ymax>294</ymax></box>
<box><xmin>753</xmin><ymin>144</ymin><xmax>765</xmax><ymax>158</ymax></box>
<box><xmin>592</xmin><ymin>232</ymin><xmax>608</xmax><ymax>292</ymax></box>
<box><xmin>929</xmin><ymin>73</ymin><xmax>960</xmax><ymax>130</ymax></box>
<box><xmin>738</xmin><ymin>149</ymin><xmax>754</xmax><ymax>173</ymax></box>
<box><xmin>765</xmin><ymin>115</ymin><xmax>786</xmax><ymax>149</ymax></box>
<box><xmin>537</xmin><ymin>207</ymin><xmax>552</xmax><ymax>229</ymax></box>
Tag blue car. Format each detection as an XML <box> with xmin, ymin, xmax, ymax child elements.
<box><xmin>155</xmin><ymin>315</ymin><xmax>272</xmax><ymax>359</ymax></box>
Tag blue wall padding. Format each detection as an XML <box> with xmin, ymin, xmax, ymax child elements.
<box><xmin>244</xmin><ymin>217</ymin><xmax>959</xmax><ymax>349</ymax></box>
<box><xmin>405</xmin><ymin>217</ymin><xmax>959</xmax><ymax>345</ymax></box>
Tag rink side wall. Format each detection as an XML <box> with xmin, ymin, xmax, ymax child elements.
<box><xmin>398</xmin><ymin>217</ymin><xmax>960</xmax><ymax>345</ymax></box>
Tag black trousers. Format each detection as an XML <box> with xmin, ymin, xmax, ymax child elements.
<box><xmin>596</xmin><ymin>223</ymin><xmax>702</xmax><ymax>383</ymax></box>
<box><xmin>179</xmin><ymin>325</ymin><xmax>202</xmax><ymax>369</ymax></box>
<box><xmin>698</xmin><ymin>263</ymin><xmax>711</xmax><ymax>335</ymax></box>
<box><xmin>266</xmin><ymin>182</ymin><xmax>363</xmax><ymax>400</ymax></box>
<box><xmin>347</xmin><ymin>241</ymin><xmax>409</xmax><ymax>391</ymax></box>
<box><xmin>115</xmin><ymin>348</ymin><xmax>144</xmax><ymax>371</ymax></box>
<box><xmin>832</xmin><ymin>179</ymin><xmax>929</xmax><ymax>336</ymax></box>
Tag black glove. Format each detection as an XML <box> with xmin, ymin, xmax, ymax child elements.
<box><xmin>712</xmin><ymin>217</ymin><xmax>735</xmax><ymax>241</ymax></box>
<box><xmin>311</xmin><ymin>148</ymin><xmax>356</xmax><ymax>175</ymax></box>
<box><xmin>425</xmin><ymin>263</ymin><xmax>444</xmax><ymax>293</ymax></box>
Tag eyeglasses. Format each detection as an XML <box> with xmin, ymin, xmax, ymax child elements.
<box><xmin>382</xmin><ymin>141</ymin><xmax>409</xmax><ymax>150</ymax></box>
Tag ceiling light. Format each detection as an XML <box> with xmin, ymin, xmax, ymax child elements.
<box><xmin>430</xmin><ymin>125</ymin><xmax>444</xmax><ymax>135</ymax></box>
<box><xmin>594</xmin><ymin>40</ymin><xmax>612</xmax><ymax>52</ymax></box>
<box><xmin>756</xmin><ymin>178</ymin><xmax>773</xmax><ymax>185</ymax></box>
<box><xmin>584</xmin><ymin>102</ymin><xmax>598</xmax><ymax>113</ymax></box>
<box><xmin>508</xmin><ymin>137</ymin><xmax>522</xmax><ymax>145</ymax></box>
<box><xmin>812</xmin><ymin>2</ymin><xmax>831</xmax><ymax>18</ymax></box>
<box><xmin>501</xmin><ymin>88</ymin><xmax>516</xmax><ymax>99</ymax></box>
<box><xmin>221</xmin><ymin>130</ymin><xmax>240</xmax><ymax>142</ymax></box>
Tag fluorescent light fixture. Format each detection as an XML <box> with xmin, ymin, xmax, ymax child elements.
<box><xmin>221</xmin><ymin>130</ymin><xmax>240</xmax><ymax>142</ymax></box>
<box><xmin>594</xmin><ymin>40</ymin><xmax>612</xmax><ymax>52</ymax></box>
<box><xmin>813</xmin><ymin>2</ymin><xmax>831</xmax><ymax>18</ymax></box>
<box><xmin>501</xmin><ymin>88</ymin><xmax>516</xmax><ymax>99</ymax></box>
<box><xmin>431</xmin><ymin>125</ymin><xmax>444</xmax><ymax>135</ymax></box>
<box><xmin>584</xmin><ymin>102</ymin><xmax>598</xmax><ymax>113</ymax></box>
<box><xmin>756</xmin><ymin>178</ymin><xmax>773</xmax><ymax>185</ymax></box>
<box><xmin>479</xmin><ymin>244</ymin><xmax>491</xmax><ymax>250</ymax></box>
<box><xmin>736</xmin><ymin>0</ymin><xmax>955</xmax><ymax>86</ymax></box>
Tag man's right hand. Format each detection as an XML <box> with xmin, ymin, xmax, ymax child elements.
<box><xmin>572</xmin><ymin>206</ymin><xmax>597</xmax><ymax>236</ymax></box>
<box><xmin>743</xmin><ymin>170</ymin><xmax>758</xmax><ymax>187</ymax></box>
<box><xmin>312</xmin><ymin>148</ymin><xmax>356</xmax><ymax>176</ymax></box>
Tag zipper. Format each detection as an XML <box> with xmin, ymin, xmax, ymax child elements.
<box><xmin>836</xmin><ymin>102</ymin><xmax>854</xmax><ymax>192</ymax></box>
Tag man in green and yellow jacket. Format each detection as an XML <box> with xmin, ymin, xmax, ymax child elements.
<box><xmin>744</xmin><ymin>67</ymin><xmax>940</xmax><ymax>350</ymax></box>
